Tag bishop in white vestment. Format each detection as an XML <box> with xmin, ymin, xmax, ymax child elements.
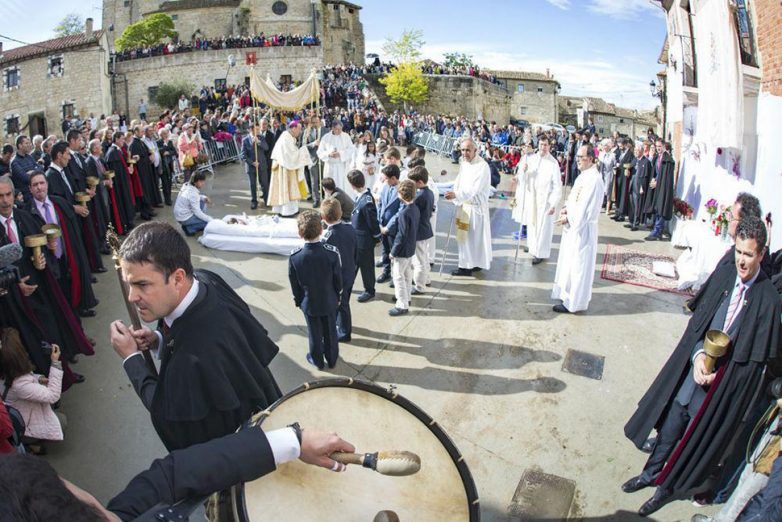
<box><xmin>444</xmin><ymin>139</ymin><xmax>493</xmax><ymax>276</ymax></box>
<box><xmin>522</xmin><ymin>138</ymin><xmax>562</xmax><ymax>263</ymax></box>
<box><xmin>552</xmin><ymin>145</ymin><xmax>605</xmax><ymax>313</ymax></box>
<box><xmin>317</xmin><ymin>121</ymin><xmax>354</xmax><ymax>193</ymax></box>
<box><xmin>268</xmin><ymin>121</ymin><xmax>312</xmax><ymax>216</ymax></box>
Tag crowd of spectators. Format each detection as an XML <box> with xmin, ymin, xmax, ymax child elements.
<box><xmin>115</xmin><ymin>32</ymin><xmax>319</xmax><ymax>62</ymax></box>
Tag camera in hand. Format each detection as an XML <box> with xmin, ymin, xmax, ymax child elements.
<box><xmin>40</xmin><ymin>341</ymin><xmax>53</xmax><ymax>356</ymax></box>
<box><xmin>0</xmin><ymin>243</ymin><xmax>23</xmax><ymax>294</ymax></box>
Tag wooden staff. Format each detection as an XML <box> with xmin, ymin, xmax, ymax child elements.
<box><xmin>106</xmin><ymin>224</ymin><xmax>158</xmax><ymax>375</ymax></box>
<box><xmin>251</xmin><ymin>66</ymin><xmax>260</xmax><ymax>189</ymax></box>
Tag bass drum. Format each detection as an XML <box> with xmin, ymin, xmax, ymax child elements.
<box><xmin>228</xmin><ymin>378</ymin><xmax>480</xmax><ymax>521</ymax></box>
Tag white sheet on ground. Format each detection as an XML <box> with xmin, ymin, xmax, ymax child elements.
<box><xmin>198</xmin><ymin>214</ymin><xmax>304</xmax><ymax>255</ymax></box>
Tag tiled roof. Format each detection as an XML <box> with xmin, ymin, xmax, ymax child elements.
<box><xmin>583</xmin><ymin>96</ymin><xmax>615</xmax><ymax>114</ymax></box>
<box><xmin>323</xmin><ymin>0</ymin><xmax>363</xmax><ymax>9</ymax></box>
<box><xmin>486</xmin><ymin>70</ymin><xmax>554</xmax><ymax>82</ymax></box>
<box><xmin>0</xmin><ymin>30</ymin><xmax>105</xmax><ymax>66</ymax></box>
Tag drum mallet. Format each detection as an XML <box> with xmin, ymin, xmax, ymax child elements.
<box><xmin>330</xmin><ymin>450</ymin><xmax>421</xmax><ymax>476</ymax></box>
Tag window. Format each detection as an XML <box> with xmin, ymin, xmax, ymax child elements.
<box><xmin>280</xmin><ymin>74</ymin><xmax>292</xmax><ymax>86</ymax></box>
<box><xmin>62</xmin><ymin>103</ymin><xmax>74</xmax><ymax>120</ymax></box>
<box><xmin>123</xmin><ymin>0</ymin><xmax>129</xmax><ymax>6</ymax></box>
<box><xmin>148</xmin><ymin>86</ymin><xmax>159</xmax><ymax>102</ymax></box>
<box><xmin>48</xmin><ymin>55</ymin><xmax>64</xmax><ymax>78</ymax></box>
<box><xmin>171</xmin><ymin>14</ymin><xmax>178</xmax><ymax>21</ymax></box>
<box><xmin>3</xmin><ymin>67</ymin><xmax>20</xmax><ymax>91</ymax></box>
<box><xmin>520</xmin><ymin>106</ymin><xmax>528</xmax><ymax>116</ymax></box>
<box><xmin>597</xmin><ymin>115</ymin><xmax>604</xmax><ymax>123</ymax></box>
<box><xmin>214</xmin><ymin>78</ymin><xmax>227</xmax><ymax>91</ymax></box>
<box><xmin>735</xmin><ymin>0</ymin><xmax>758</xmax><ymax>67</ymax></box>
<box><xmin>517</xmin><ymin>84</ymin><xmax>525</xmax><ymax>93</ymax></box>
<box><xmin>537</xmin><ymin>87</ymin><xmax>543</xmax><ymax>92</ymax></box>
<box><xmin>5</xmin><ymin>115</ymin><xmax>20</xmax><ymax>136</ymax></box>
<box><xmin>619</xmin><ymin>118</ymin><xmax>625</xmax><ymax>123</ymax></box>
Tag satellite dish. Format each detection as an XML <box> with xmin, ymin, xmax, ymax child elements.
<box><xmin>228</xmin><ymin>54</ymin><xmax>236</xmax><ymax>67</ymax></box>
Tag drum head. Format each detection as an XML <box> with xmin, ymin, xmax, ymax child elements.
<box><xmin>237</xmin><ymin>379</ymin><xmax>479</xmax><ymax>521</ymax></box>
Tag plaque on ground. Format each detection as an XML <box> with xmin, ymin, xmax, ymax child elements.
<box><xmin>508</xmin><ymin>468</ymin><xmax>576</xmax><ymax>519</ymax></box>
<box><xmin>561</xmin><ymin>349</ymin><xmax>605</xmax><ymax>380</ymax></box>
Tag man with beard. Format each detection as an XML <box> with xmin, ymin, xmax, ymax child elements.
<box><xmin>27</xmin><ymin>171</ymin><xmax>98</xmax><ymax>318</ymax></box>
<box><xmin>0</xmin><ymin>175</ymin><xmax>92</xmax><ymax>386</ymax></box>
<box><xmin>623</xmin><ymin>216</ymin><xmax>782</xmax><ymax>517</ymax></box>
<box><xmin>109</xmin><ymin>222</ymin><xmax>282</xmax><ymax>451</ymax></box>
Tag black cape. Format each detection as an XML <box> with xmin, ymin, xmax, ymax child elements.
<box><xmin>150</xmin><ymin>269</ymin><xmax>281</xmax><ymax>451</ymax></box>
<box><xmin>647</xmin><ymin>152</ymin><xmax>675</xmax><ymax>219</ymax></box>
<box><xmin>104</xmin><ymin>145</ymin><xmax>137</xmax><ymax>230</ymax></box>
<box><xmin>129</xmin><ymin>138</ymin><xmax>162</xmax><ymax>206</ymax></box>
<box><xmin>625</xmin><ymin>261</ymin><xmax>782</xmax><ymax>497</ymax></box>
<box><xmin>66</xmin><ymin>154</ymin><xmax>105</xmax><ymax>271</ymax></box>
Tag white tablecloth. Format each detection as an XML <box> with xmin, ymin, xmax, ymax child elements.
<box><xmin>673</xmin><ymin>219</ymin><xmax>733</xmax><ymax>291</ymax></box>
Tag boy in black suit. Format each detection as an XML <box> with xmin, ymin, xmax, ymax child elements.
<box><xmin>348</xmin><ymin>169</ymin><xmax>381</xmax><ymax>303</ymax></box>
<box><xmin>407</xmin><ymin>166</ymin><xmax>435</xmax><ymax>294</ymax></box>
<box><xmin>321</xmin><ymin>198</ymin><xmax>357</xmax><ymax>342</ymax></box>
<box><xmin>288</xmin><ymin>211</ymin><xmax>342</xmax><ymax>369</ymax></box>
<box><xmin>389</xmin><ymin>180</ymin><xmax>420</xmax><ymax>317</ymax></box>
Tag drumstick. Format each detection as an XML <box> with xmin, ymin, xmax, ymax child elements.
<box><xmin>330</xmin><ymin>450</ymin><xmax>421</xmax><ymax>476</ymax></box>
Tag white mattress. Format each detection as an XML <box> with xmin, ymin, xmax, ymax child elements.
<box><xmin>198</xmin><ymin>214</ymin><xmax>305</xmax><ymax>256</ymax></box>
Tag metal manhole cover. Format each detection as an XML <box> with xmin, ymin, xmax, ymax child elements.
<box><xmin>508</xmin><ymin>468</ymin><xmax>576</xmax><ymax>519</ymax></box>
<box><xmin>562</xmin><ymin>349</ymin><xmax>604</xmax><ymax>380</ymax></box>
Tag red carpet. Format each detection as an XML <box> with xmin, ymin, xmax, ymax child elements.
<box><xmin>600</xmin><ymin>244</ymin><xmax>692</xmax><ymax>296</ymax></box>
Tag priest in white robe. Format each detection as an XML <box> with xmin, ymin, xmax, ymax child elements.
<box><xmin>551</xmin><ymin>145</ymin><xmax>605</xmax><ymax>313</ymax></box>
<box><xmin>268</xmin><ymin>121</ymin><xmax>312</xmax><ymax>216</ymax></box>
<box><xmin>317</xmin><ymin>121</ymin><xmax>354</xmax><ymax>194</ymax></box>
<box><xmin>521</xmin><ymin>136</ymin><xmax>562</xmax><ymax>264</ymax></box>
<box><xmin>444</xmin><ymin>138</ymin><xmax>493</xmax><ymax>276</ymax></box>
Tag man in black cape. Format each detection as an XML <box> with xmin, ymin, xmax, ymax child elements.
<box><xmin>104</xmin><ymin>132</ymin><xmax>139</xmax><ymax>230</ymax></box>
<box><xmin>623</xmin><ymin>216</ymin><xmax>782</xmax><ymax>517</ymax></box>
<box><xmin>109</xmin><ymin>221</ymin><xmax>281</xmax><ymax>451</ymax></box>
<box><xmin>27</xmin><ymin>171</ymin><xmax>98</xmax><ymax>317</ymax></box>
<box><xmin>0</xmin><ymin>176</ymin><xmax>92</xmax><ymax>387</ymax></box>
<box><xmin>128</xmin><ymin>126</ymin><xmax>162</xmax><ymax>208</ymax></box>
<box><xmin>645</xmin><ymin>139</ymin><xmax>675</xmax><ymax>241</ymax></box>
<box><xmin>84</xmin><ymin>138</ymin><xmax>111</xmax><ymax>251</ymax></box>
<box><xmin>613</xmin><ymin>138</ymin><xmax>635</xmax><ymax>222</ymax></box>
<box><xmin>627</xmin><ymin>143</ymin><xmax>652</xmax><ymax>232</ymax></box>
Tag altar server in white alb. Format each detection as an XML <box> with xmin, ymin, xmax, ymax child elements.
<box><xmin>268</xmin><ymin>121</ymin><xmax>312</xmax><ymax>216</ymax></box>
<box><xmin>444</xmin><ymin>138</ymin><xmax>493</xmax><ymax>277</ymax></box>
<box><xmin>551</xmin><ymin>144</ymin><xmax>605</xmax><ymax>313</ymax></box>
<box><xmin>317</xmin><ymin>121</ymin><xmax>354</xmax><ymax>193</ymax></box>
<box><xmin>520</xmin><ymin>136</ymin><xmax>562</xmax><ymax>265</ymax></box>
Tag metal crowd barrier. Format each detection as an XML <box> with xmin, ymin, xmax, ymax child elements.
<box><xmin>203</xmin><ymin>137</ymin><xmax>242</xmax><ymax>167</ymax></box>
<box><xmin>412</xmin><ymin>131</ymin><xmax>459</xmax><ymax>157</ymax></box>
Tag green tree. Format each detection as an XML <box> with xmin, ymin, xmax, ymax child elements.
<box><xmin>443</xmin><ymin>52</ymin><xmax>475</xmax><ymax>69</ymax></box>
<box><xmin>115</xmin><ymin>14</ymin><xmax>178</xmax><ymax>51</ymax></box>
<box><xmin>54</xmin><ymin>13</ymin><xmax>84</xmax><ymax>37</ymax></box>
<box><xmin>381</xmin><ymin>28</ymin><xmax>424</xmax><ymax>63</ymax></box>
<box><xmin>379</xmin><ymin>62</ymin><xmax>429</xmax><ymax>111</ymax></box>
<box><xmin>153</xmin><ymin>81</ymin><xmax>194</xmax><ymax>110</ymax></box>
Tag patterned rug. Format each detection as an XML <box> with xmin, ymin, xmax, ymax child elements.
<box><xmin>600</xmin><ymin>244</ymin><xmax>693</xmax><ymax>296</ymax></box>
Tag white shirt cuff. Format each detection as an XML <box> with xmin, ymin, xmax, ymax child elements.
<box><xmin>266</xmin><ymin>427</ymin><xmax>301</xmax><ymax>466</ymax></box>
<box><xmin>693</xmin><ymin>349</ymin><xmax>705</xmax><ymax>363</ymax></box>
<box><xmin>123</xmin><ymin>351</ymin><xmax>142</xmax><ymax>364</ymax></box>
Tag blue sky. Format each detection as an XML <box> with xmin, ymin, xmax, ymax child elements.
<box><xmin>1</xmin><ymin>0</ymin><xmax>666</xmax><ymax>109</ymax></box>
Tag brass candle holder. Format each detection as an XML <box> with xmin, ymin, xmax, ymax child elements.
<box><xmin>86</xmin><ymin>176</ymin><xmax>100</xmax><ymax>189</ymax></box>
<box><xmin>703</xmin><ymin>330</ymin><xmax>731</xmax><ymax>373</ymax></box>
<box><xmin>24</xmin><ymin>234</ymin><xmax>48</xmax><ymax>270</ymax></box>
<box><xmin>103</xmin><ymin>170</ymin><xmax>115</xmax><ymax>180</ymax></box>
<box><xmin>75</xmin><ymin>191</ymin><xmax>92</xmax><ymax>204</ymax></box>
<box><xmin>41</xmin><ymin>223</ymin><xmax>62</xmax><ymax>241</ymax></box>
<box><xmin>623</xmin><ymin>163</ymin><xmax>632</xmax><ymax>177</ymax></box>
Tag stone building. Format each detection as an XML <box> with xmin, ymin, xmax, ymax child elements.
<box><xmin>102</xmin><ymin>0</ymin><xmax>364</xmax><ymax>65</ymax></box>
<box><xmin>1</xmin><ymin>19</ymin><xmax>112</xmax><ymax>143</ymax></box>
<box><xmin>558</xmin><ymin>95</ymin><xmax>656</xmax><ymax>139</ymax></box>
<box><xmin>487</xmin><ymin>70</ymin><xmax>560</xmax><ymax>124</ymax></box>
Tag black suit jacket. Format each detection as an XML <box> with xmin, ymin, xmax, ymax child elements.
<box><xmin>107</xmin><ymin>426</ymin><xmax>276</xmax><ymax>521</ymax></box>
<box><xmin>45</xmin><ymin>165</ymin><xmax>76</xmax><ymax>204</ymax></box>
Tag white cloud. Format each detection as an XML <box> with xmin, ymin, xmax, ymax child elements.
<box><xmin>587</xmin><ymin>0</ymin><xmax>664</xmax><ymax>20</ymax></box>
<box><xmin>364</xmin><ymin>41</ymin><xmax>659</xmax><ymax>110</ymax></box>
<box><xmin>545</xmin><ymin>0</ymin><xmax>572</xmax><ymax>10</ymax></box>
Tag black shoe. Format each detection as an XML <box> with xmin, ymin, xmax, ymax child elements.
<box><xmin>79</xmin><ymin>309</ymin><xmax>96</xmax><ymax>318</ymax></box>
<box><xmin>641</xmin><ymin>437</ymin><xmax>656</xmax><ymax>454</ymax></box>
<box><xmin>306</xmin><ymin>353</ymin><xmax>324</xmax><ymax>370</ymax></box>
<box><xmin>251</xmin><ymin>201</ymin><xmax>258</xmax><ymax>210</ymax></box>
<box><xmin>552</xmin><ymin>304</ymin><xmax>571</xmax><ymax>313</ymax></box>
<box><xmin>638</xmin><ymin>488</ymin><xmax>671</xmax><ymax>517</ymax></box>
<box><xmin>630</xmin><ymin>226</ymin><xmax>639</xmax><ymax>231</ymax></box>
<box><xmin>531</xmin><ymin>257</ymin><xmax>544</xmax><ymax>265</ymax></box>
<box><xmin>313</xmin><ymin>201</ymin><xmax>320</xmax><ymax>209</ymax></box>
<box><xmin>95</xmin><ymin>267</ymin><xmax>107</xmax><ymax>273</ymax></box>
<box><xmin>471</xmin><ymin>267</ymin><xmax>482</xmax><ymax>272</ymax></box>
<box><xmin>389</xmin><ymin>281</ymin><xmax>395</xmax><ymax>288</ymax></box>
<box><xmin>621</xmin><ymin>475</ymin><xmax>652</xmax><ymax>493</ymax></box>
<box><xmin>389</xmin><ymin>307</ymin><xmax>409</xmax><ymax>317</ymax></box>
<box><xmin>375</xmin><ymin>260</ymin><xmax>384</xmax><ymax>267</ymax></box>
<box><xmin>411</xmin><ymin>288</ymin><xmax>424</xmax><ymax>295</ymax></box>
<box><xmin>73</xmin><ymin>372</ymin><xmax>86</xmax><ymax>384</ymax></box>
<box><xmin>451</xmin><ymin>268</ymin><xmax>473</xmax><ymax>276</ymax></box>
<box><xmin>338</xmin><ymin>334</ymin><xmax>351</xmax><ymax>343</ymax></box>
<box><xmin>376</xmin><ymin>273</ymin><xmax>391</xmax><ymax>283</ymax></box>
<box><xmin>357</xmin><ymin>292</ymin><xmax>375</xmax><ymax>303</ymax></box>
<box><xmin>523</xmin><ymin>246</ymin><xmax>529</xmax><ymax>253</ymax></box>
<box><xmin>644</xmin><ymin>234</ymin><xmax>660</xmax><ymax>241</ymax></box>
<box><xmin>90</xmin><ymin>276</ymin><xmax>98</xmax><ymax>283</ymax></box>
<box><xmin>165</xmin><ymin>201</ymin><xmax>172</xmax><ymax>206</ymax></box>
<box><xmin>614</xmin><ymin>216</ymin><xmax>626</xmax><ymax>222</ymax></box>
<box><xmin>624</xmin><ymin>224</ymin><xmax>634</xmax><ymax>229</ymax></box>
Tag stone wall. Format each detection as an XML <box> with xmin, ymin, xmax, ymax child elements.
<box><xmin>504</xmin><ymin>79</ymin><xmax>558</xmax><ymax>123</ymax></box>
<box><xmin>1</xmin><ymin>37</ymin><xmax>112</xmax><ymax>142</ymax></box>
<box><xmin>755</xmin><ymin>0</ymin><xmax>782</xmax><ymax>96</ymax></box>
<box><xmin>320</xmin><ymin>2</ymin><xmax>364</xmax><ymax>65</ymax></box>
<box><xmin>113</xmin><ymin>45</ymin><xmax>323</xmax><ymax>117</ymax></box>
<box><xmin>167</xmin><ymin>7</ymin><xmax>237</xmax><ymax>40</ymax></box>
<box><xmin>248</xmin><ymin>0</ymin><xmax>314</xmax><ymax>36</ymax></box>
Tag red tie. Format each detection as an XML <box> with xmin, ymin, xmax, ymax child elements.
<box><xmin>5</xmin><ymin>217</ymin><xmax>18</xmax><ymax>244</ymax></box>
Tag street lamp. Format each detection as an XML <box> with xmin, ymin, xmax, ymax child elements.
<box><xmin>649</xmin><ymin>80</ymin><xmax>657</xmax><ymax>97</ymax></box>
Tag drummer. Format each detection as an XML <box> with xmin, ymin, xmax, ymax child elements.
<box><xmin>108</xmin><ymin>222</ymin><xmax>282</xmax><ymax>451</ymax></box>
<box><xmin>0</xmin><ymin>424</ymin><xmax>355</xmax><ymax>520</ymax></box>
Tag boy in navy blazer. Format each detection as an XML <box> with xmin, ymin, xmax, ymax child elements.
<box><xmin>288</xmin><ymin>211</ymin><xmax>342</xmax><ymax>369</ymax></box>
<box><xmin>407</xmin><ymin>166</ymin><xmax>435</xmax><ymax>294</ymax></box>
<box><xmin>376</xmin><ymin>163</ymin><xmax>401</xmax><ymax>283</ymax></box>
<box><xmin>321</xmin><ymin>198</ymin><xmax>357</xmax><ymax>342</ymax></box>
<box><xmin>389</xmin><ymin>180</ymin><xmax>420</xmax><ymax>317</ymax></box>
<box><xmin>348</xmin><ymin>169</ymin><xmax>381</xmax><ymax>303</ymax></box>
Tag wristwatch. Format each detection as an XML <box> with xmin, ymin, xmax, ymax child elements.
<box><xmin>288</xmin><ymin>422</ymin><xmax>303</xmax><ymax>446</ymax></box>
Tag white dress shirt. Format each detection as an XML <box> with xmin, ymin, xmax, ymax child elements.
<box><xmin>0</xmin><ymin>213</ymin><xmax>20</xmax><ymax>244</ymax></box>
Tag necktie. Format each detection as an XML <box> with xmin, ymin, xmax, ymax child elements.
<box><xmin>5</xmin><ymin>217</ymin><xmax>17</xmax><ymax>244</ymax></box>
<box><xmin>61</xmin><ymin>171</ymin><xmax>73</xmax><ymax>194</ymax></box>
<box><xmin>724</xmin><ymin>282</ymin><xmax>746</xmax><ymax>331</ymax></box>
<box><xmin>74</xmin><ymin>155</ymin><xmax>83</xmax><ymax>169</ymax></box>
<box><xmin>42</xmin><ymin>202</ymin><xmax>63</xmax><ymax>258</ymax></box>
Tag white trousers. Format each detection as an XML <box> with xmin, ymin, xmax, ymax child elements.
<box><xmin>391</xmin><ymin>256</ymin><xmax>413</xmax><ymax>310</ymax></box>
<box><xmin>412</xmin><ymin>240</ymin><xmax>431</xmax><ymax>292</ymax></box>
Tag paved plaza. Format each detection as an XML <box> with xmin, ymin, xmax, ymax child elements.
<box><xmin>47</xmin><ymin>153</ymin><xmax>713</xmax><ymax>521</ymax></box>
